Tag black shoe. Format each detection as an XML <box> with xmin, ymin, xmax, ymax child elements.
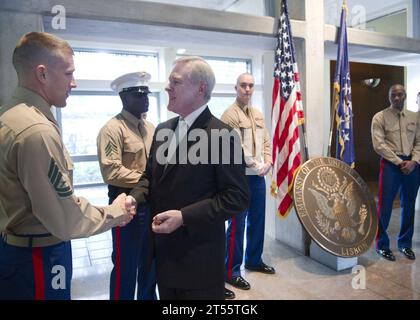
<box><xmin>377</xmin><ymin>249</ymin><xmax>396</xmax><ymax>261</ymax></box>
<box><xmin>399</xmin><ymin>248</ymin><xmax>416</xmax><ymax>260</ymax></box>
<box><xmin>245</xmin><ymin>262</ymin><xmax>276</xmax><ymax>274</ymax></box>
<box><xmin>224</xmin><ymin>288</ymin><xmax>235</xmax><ymax>300</ymax></box>
<box><xmin>226</xmin><ymin>276</ymin><xmax>250</xmax><ymax>290</ymax></box>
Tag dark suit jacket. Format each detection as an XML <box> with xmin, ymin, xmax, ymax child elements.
<box><xmin>133</xmin><ymin>107</ymin><xmax>249</xmax><ymax>290</ymax></box>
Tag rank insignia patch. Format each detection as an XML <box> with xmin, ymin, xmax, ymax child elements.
<box><xmin>105</xmin><ymin>140</ymin><xmax>118</xmax><ymax>157</ymax></box>
<box><xmin>48</xmin><ymin>158</ymin><xmax>73</xmax><ymax>198</ymax></box>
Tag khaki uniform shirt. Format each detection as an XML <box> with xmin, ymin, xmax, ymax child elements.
<box><xmin>0</xmin><ymin>87</ymin><xmax>128</xmax><ymax>241</ymax></box>
<box><xmin>97</xmin><ymin>109</ymin><xmax>154</xmax><ymax>188</ymax></box>
<box><xmin>371</xmin><ymin>106</ymin><xmax>420</xmax><ymax>165</ymax></box>
<box><xmin>221</xmin><ymin>101</ymin><xmax>271</xmax><ymax>171</ymax></box>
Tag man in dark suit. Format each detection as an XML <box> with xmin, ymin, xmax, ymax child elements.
<box><xmin>131</xmin><ymin>56</ymin><xmax>249</xmax><ymax>300</ymax></box>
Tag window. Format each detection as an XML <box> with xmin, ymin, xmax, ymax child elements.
<box><xmin>201</xmin><ymin>56</ymin><xmax>252</xmax><ymax>118</ymax></box>
<box><xmin>61</xmin><ymin>93</ymin><xmax>159</xmax><ymax>156</ymax></box>
<box><xmin>56</xmin><ymin>49</ymin><xmax>160</xmax><ymax>187</ymax></box>
<box><xmin>177</xmin><ymin>55</ymin><xmax>251</xmax><ymax>84</ymax></box>
<box><xmin>73</xmin><ymin>49</ymin><xmax>159</xmax><ymax>81</ymax></box>
<box><xmin>205</xmin><ymin>57</ymin><xmax>251</xmax><ymax>84</ymax></box>
<box><xmin>208</xmin><ymin>95</ymin><xmax>236</xmax><ymax>119</ymax></box>
<box><xmin>59</xmin><ymin>92</ymin><xmax>159</xmax><ymax>186</ymax></box>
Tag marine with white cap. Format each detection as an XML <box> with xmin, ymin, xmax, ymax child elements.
<box><xmin>97</xmin><ymin>71</ymin><xmax>157</xmax><ymax>300</ymax></box>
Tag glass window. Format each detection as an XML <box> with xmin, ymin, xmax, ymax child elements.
<box><xmin>73</xmin><ymin>50</ymin><xmax>159</xmax><ymax>81</ymax></box>
<box><xmin>58</xmin><ymin>48</ymin><xmax>161</xmax><ymax>188</ymax></box>
<box><xmin>324</xmin><ymin>0</ymin><xmax>410</xmax><ymax>37</ymax></box>
<box><xmin>72</xmin><ymin>161</ymin><xmax>104</xmax><ymax>186</ymax></box>
<box><xmin>206</xmin><ymin>58</ymin><xmax>251</xmax><ymax>84</ymax></box>
<box><xmin>209</xmin><ymin>95</ymin><xmax>236</xmax><ymax>119</ymax></box>
<box><xmin>177</xmin><ymin>55</ymin><xmax>251</xmax><ymax>84</ymax></box>
<box><xmin>61</xmin><ymin>93</ymin><xmax>159</xmax><ymax>157</ymax></box>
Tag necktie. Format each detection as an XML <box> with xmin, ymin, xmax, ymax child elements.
<box><xmin>245</xmin><ymin>107</ymin><xmax>257</xmax><ymax>157</ymax></box>
<box><xmin>167</xmin><ymin>117</ymin><xmax>188</xmax><ymax>164</ymax></box>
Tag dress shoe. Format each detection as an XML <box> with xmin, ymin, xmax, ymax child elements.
<box><xmin>224</xmin><ymin>288</ymin><xmax>235</xmax><ymax>300</ymax></box>
<box><xmin>399</xmin><ymin>248</ymin><xmax>416</xmax><ymax>260</ymax></box>
<box><xmin>377</xmin><ymin>249</ymin><xmax>396</xmax><ymax>261</ymax></box>
<box><xmin>245</xmin><ymin>262</ymin><xmax>276</xmax><ymax>274</ymax></box>
<box><xmin>226</xmin><ymin>276</ymin><xmax>250</xmax><ymax>290</ymax></box>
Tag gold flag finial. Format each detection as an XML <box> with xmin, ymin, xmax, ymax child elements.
<box><xmin>342</xmin><ymin>0</ymin><xmax>348</xmax><ymax>11</ymax></box>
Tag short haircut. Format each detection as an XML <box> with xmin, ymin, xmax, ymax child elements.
<box><xmin>12</xmin><ymin>32</ymin><xmax>73</xmax><ymax>76</ymax></box>
<box><xmin>174</xmin><ymin>56</ymin><xmax>215</xmax><ymax>102</ymax></box>
<box><xmin>236</xmin><ymin>72</ymin><xmax>254</xmax><ymax>86</ymax></box>
<box><xmin>388</xmin><ymin>84</ymin><xmax>406</xmax><ymax>95</ymax></box>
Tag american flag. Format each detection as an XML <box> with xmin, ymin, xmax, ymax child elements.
<box><xmin>271</xmin><ymin>0</ymin><xmax>304</xmax><ymax>218</ymax></box>
<box><xmin>334</xmin><ymin>3</ymin><xmax>355</xmax><ymax>167</ymax></box>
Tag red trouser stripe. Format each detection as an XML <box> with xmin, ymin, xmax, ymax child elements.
<box><xmin>32</xmin><ymin>247</ymin><xmax>45</xmax><ymax>300</ymax></box>
<box><xmin>227</xmin><ymin>217</ymin><xmax>236</xmax><ymax>281</ymax></box>
<box><xmin>376</xmin><ymin>159</ymin><xmax>385</xmax><ymax>243</ymax></box>
<box><xmin>114</xmin><ymin>227</ymin><xmax>121</xmax><ymax>300</ymax></box>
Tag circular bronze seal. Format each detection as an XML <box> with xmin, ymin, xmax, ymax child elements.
<box><xmin>293</xmin><ymin>157</ymin><xmax>378</xmax><ymax>257</ymax></box>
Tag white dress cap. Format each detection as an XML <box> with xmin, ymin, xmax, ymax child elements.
<box><xmin>110</xmin><ymin>71</ymin><xmax>152</xmax><ymax>93</ymax></box>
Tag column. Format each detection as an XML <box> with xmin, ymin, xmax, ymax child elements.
<box><xmin>0</xmin><ymin>11</ymin><xmax>43</xmax><ymax>105</ymax></box>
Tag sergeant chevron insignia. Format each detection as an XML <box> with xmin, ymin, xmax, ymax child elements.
<box><xmin>48</xmin><ymin>157</ymin><xmax>73</xmax><ymax>198</ymax></box>
<box><xmin>105</xmin><ymin>140</ymin><xmax>118</xmax><ymax>157</ymax></box>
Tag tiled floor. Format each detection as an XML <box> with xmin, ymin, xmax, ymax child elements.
<box><xmin>71</xmin><ymin>186</ymin><xmax>420</xmax><ymax>300</ymax></box>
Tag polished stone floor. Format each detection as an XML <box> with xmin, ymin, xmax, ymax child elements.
<box><xmin>71</xmin><ymin>186</ymin><xmax>420</xmax><ymax>300</ymax></box>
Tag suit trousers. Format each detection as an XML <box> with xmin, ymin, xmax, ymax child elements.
<box><xmin>225</xmin><ymin>175</ymin><xmax>265</xmax><ymax>280</ymax></box>
<box><xmin>376</xmin><ymin>157</ymin><xmax>419</xmax><ymax>250</ymax></box>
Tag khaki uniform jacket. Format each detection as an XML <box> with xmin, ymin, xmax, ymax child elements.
<box><xmin>221</xmin><ymin>100</ymin><xmax>271</xmax><ymax>172</ymax></box>
<box><xmin>97</xmin><ymin>110</ymin><xmax>154</xmax><ymax>188</ymax></box>
<box><xmin>0</xmin><ymin>87</ymin><xmax>128</xmax><ymax>241</ymax></box>
<box><xmin>371</xmin><ymin>106</ymin><xmax>420</xmax><ymax>165</ymax></box>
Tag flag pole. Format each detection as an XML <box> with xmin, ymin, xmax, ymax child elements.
<box><xmin>327</xmin><ymin>0</ymin><xmax>348</xmax><ymax>157</ymax></box>
<box><xmin>300</xmin><ymin>121</ymin><xmax>309</xmax><ymax>162</ymax></box>
<box><xmin>327</xmin><ymin>85</ymin><xmax>338</xmax><ymax>157</ymax></box>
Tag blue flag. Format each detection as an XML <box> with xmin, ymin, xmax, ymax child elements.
<box><xmin>334</xmin><ymin>3</ymin><xmax>355</xmax><ymax>167</ymax></box>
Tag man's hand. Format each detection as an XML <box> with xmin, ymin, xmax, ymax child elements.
<box><xmin>113</xmin><ymin>193</ymin><xmax>137</xmax><ymax>227</ymax></box>
<box><xmin>258</xmin><ymin>162</ymin><xmax>272</xmax><ymax>177</ymax></box>
<box><xmin>152</xmin><ymin>210</ymin><xmax>183</xmax><ymax>234</ymax></box>
<box><xmin>400</xmin><ymin>160</ymin><xmax>417</xmax><ymax>175</ymax></box>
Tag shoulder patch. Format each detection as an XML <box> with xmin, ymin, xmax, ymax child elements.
<box><xmin>105</xmin><ymin>140</ymin><xmax>118</xmax><ymax>157</ymax></box>
<box><xmin>48</xmin><ymin>158</ymin><xmax>73</xmax><ymax>198</ymax></box>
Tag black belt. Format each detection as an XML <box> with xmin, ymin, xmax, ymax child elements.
<box><xmin>2</xmin><ymin>233</ymin><xmax>62</xmax><ymax>248</ymax></box>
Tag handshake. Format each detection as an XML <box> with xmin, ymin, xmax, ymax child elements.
<box><xmin>112</xmin><ymin>193</ymin><xmax>137</xmax><ymax>227</ymax></box>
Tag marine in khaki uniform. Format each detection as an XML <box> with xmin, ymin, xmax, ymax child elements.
<box><xmin>0</xmin><ymin>32</ymin><xmax>136</xmax><ymax>300</ymax></box>
<box><xmin>372</xmin><ymin>84</ymin><xmax>420</xmax><ymax>262</ymax></box>
<box><xmin>97</xmin><ymin>72</ymin><xmax>157</xmax><ymax>300</ymax></box>
<box><xmin>222</xmin><ymin>73</ymin><xmax>275</xmax><ymax>296</ymax></box>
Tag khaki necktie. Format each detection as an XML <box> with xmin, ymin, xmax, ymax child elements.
<box><xmin>245</xmin><ymin>107</ymin><xmax>257</xmax><ymax>157</ymax></box>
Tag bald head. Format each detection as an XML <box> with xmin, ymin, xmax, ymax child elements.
<box><xmin>12</xmin><ymin>32</ymin><xmax>74</xmax><ymax>79</ymax></box>
<box><xmin>388</xmin><ymin>84</ymin><xmax>406</xmax><ymax>111</ymax></box>
<box><xmin>235</xmin><ymin>73</ymin><xmax>254</xmax><ymax>106</ymax></box>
